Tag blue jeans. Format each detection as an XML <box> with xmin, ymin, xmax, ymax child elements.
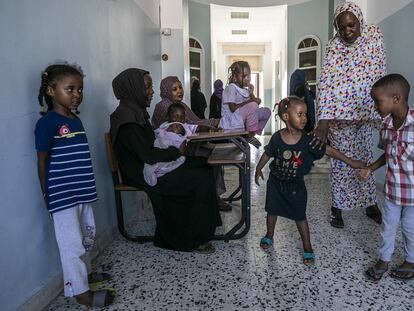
<box><xmin>379</xmin><ymin>199</ymin><xmax>414</xmax><ymax>263</ymax></box>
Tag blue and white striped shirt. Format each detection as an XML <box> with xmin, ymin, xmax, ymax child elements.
<box><xmin>35</xmin><ymin>111</ymin><xmax>97</xmax><ymax>213</ymax></box>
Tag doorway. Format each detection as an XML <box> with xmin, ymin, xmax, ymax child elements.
<box><xmin>210</xmin><ymin>4</ymin><xmax>288</xmax><ymax>134</ymax></box>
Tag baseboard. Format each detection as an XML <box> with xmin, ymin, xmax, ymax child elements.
<box><xmin>17</xmin><ymin>225</ymin><xmax>118</xmax><ymax>311</ymax></box>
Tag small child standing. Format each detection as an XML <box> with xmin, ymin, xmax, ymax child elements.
<box><xmin>219</xmin><ymin>61</ymin><xmax>271</xmax><ymax>148</ymax></box>
<box><xmin>144</xmin><ymin>103</ymin><xmax>214</xmax><ymax>186</ymax></box>
<box><xmin>35</xmin><ymin>63</ymin><xmax>114</xmax><ymax>307</ymax></box>
<box><xmin>359</xmin><ymin>74</ymin><xmax>414</xmax><ymax>281</ymax></box>
<box><xmin>255</xmin><ymin>96</ymin><xmax>363</xmax><ymax>266</ymax></box>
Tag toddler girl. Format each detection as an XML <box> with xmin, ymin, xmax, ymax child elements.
<box><xmin>35</xmin><ymin>63</ymin><xmax>114</xmax><ymax>307</ymax></box>
<box><xmin>219</xmin><ymin>61</ymin><xmax>271</xmax><ymax>148</ymax></box>
<box><xmin>255</xmin><ymin>96</ymin><xmax>363</xmax><ymax>266</ymax></box>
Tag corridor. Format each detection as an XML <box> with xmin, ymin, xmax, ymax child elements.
<box><xmin>46</xmin><ymin>140</ymin><xmax>413</xmax><ymax>311</ymax></box>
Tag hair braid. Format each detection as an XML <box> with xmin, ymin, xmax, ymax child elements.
<box><xmin>274</xmin><ymin>95</ymin><xmax>303</xmax><ymax>121</ymax></box>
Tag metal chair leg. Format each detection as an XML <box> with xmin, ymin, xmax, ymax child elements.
<box><xmin>115</xmin><ymin>190</ymin><xmax>153</xmax><ymax>243</ymax></box>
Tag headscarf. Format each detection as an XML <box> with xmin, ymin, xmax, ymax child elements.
<box><xmin>160</xmin><ymin>76</ymin><xmax>180</xmax><ymax>101</ymax></box>
<box><xmin>110</xmin><ymin>68</ymin><xmax>150</xmax><ymax>143</ymax></box>
<box><xmin>213</xmin><ymin>79</ymin><xmax>223</xmax><ymax>100</ymax></box>
<box><xmin>333</xmin><ymin>1</ymin><xmax>365</xmax><ymax>35</ymax></box>
<box><xmin>190</xmin><ymin>76</ymin><xmax>199</xmax><ymax>90</ymax></box>
<box><xmin>152</xmin><ymin>76</ymin><xmax>215</xmax><ymax>129</ymax></box>
<box><xmin>289</xmin><ymin>69</ymin><xmax>315</xmax><ymax>130</ymax></box>
<box><xmin>191</xmin><ymin>78</ymin><xmax>200</xmax><ymax>92</ymax></box>
<box><xmin>317</xmin><ymin>1</ymin><xmax>386</xmax><ymax>121</ymax></box>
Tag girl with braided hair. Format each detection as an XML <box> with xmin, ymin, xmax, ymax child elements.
<box><xmin>219</xmin><ymin>61</ymin><xmax>271</xmax><ymax>148</ymax></box>
<box><xmin>255</xmin><ymin>96</ymin><xmax>363</xmax><ymax>266</ymax></box>
<box><xmin>35</xmin><ymin>62</ymin><xmax>115</xmax><ymax>307</ymax></box>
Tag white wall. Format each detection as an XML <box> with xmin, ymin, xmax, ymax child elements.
<box><xmin>0</xmin><ymin>1</ymin><xmax>162</xmax><ymax>311</ymax></box>
<box><xmin>347</xmin><ymin>0</ymin><xmax>414</xmax><ymax>24</ymax></box>
<box><xmin>160</xmin><ymin>0</ymin><xmax>192</xmax><ymax>103</ymax></box>
<box><xmin>349</xmin><ymin>0</ymin><xmax>367</xmax><ymax>20</ymax></box>
<box><xmin>192</xmin><ymin>0</ymin><xmax>311</xmax><ymax>6</ymax></box>
<box><xmin>366</xmin><ymin>0</ymin><xmax>413</xmax><ymax>24</ymax></box>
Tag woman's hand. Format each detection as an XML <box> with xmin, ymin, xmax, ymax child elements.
<box><xmin>255</xmin><ymin>169</ymin><xmax>264</xmax><ymax>186</ymax></box>
<box><xmin>310</xmin><ymin>120</ymin><xmax>329</xmax><ymax>149</ymax></box>
<box><xmin>348</xmin><ymin>159</ymin><xmax>365</xmax><ymax>169</ymax></box>
<box><xmin>212</xmin><ymin>118</ymin><xmax>220</xmax><ymax>128</ymax></box>
<box><xmin>356</xmin><ymin>167</ymin><xmax>372</xmax><ymax>181</ymax></box>
<box><xmin>179</xmin><ymin>141</ymin><xmax>187</xmax><ymax>155</ymax></box>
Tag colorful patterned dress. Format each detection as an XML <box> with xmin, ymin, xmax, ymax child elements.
<box><xmin>317</xmin><ymin>2</ymin><xmax>386</xmax><ymax>210</ymax></box>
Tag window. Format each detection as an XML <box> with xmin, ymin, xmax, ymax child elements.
<box><xmin>189</xmin><ymin>37</ymin><xmax>204</xmax><ymax>91</ymax></box>
<box><xmin>295</xmin><ymin>35</ymin><xmax>321</xmax><ymax>96</ymax></box>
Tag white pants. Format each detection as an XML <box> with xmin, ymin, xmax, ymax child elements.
<box><xmin>379</xmin><ymin>199</ymin><xmax>414</xmax><ymax>263</ymax></box>
<box><xmin>53</xmin><ymin>204</ymin><xmax>96</xmax><ymax>297</ymax></box>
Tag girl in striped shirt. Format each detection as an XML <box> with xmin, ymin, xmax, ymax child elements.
<box><xmin>35</xmin><ymin>63</ymin><xmax>114</xmax><ymax>307</ymax></box>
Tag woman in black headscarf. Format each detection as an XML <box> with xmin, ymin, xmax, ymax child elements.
<box><xmin>209</xmin><ymin>79</ymin><xmax>223</xmax><ymax>119</ymax></box>
<box><xmin>289</xmin><ymin>69</ymin><xmax>316</xmax><ymax>133</ymax></box>
<box><xmin>110</xmin><ymin>68</ymin><xmax>218</xmax><ymax>253</ymax></box>
<box><xmin>190</xmin><ymin>78</ymin><xmax>207</xmax><ymax>119</ymax></box>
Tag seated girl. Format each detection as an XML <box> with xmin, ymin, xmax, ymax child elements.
<box><xmin>219</xmin><ymin>61</ymin><xmax>271</xmax><ymax>148</ymax></box>
<box><xmin>110</xmin><ymin>68</ymin><xmax>219</xmax><ymax>254</ymax></box>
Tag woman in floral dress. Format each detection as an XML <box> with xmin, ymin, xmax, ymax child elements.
<box><xmin>311</xmin><ymin>2</ymin><xmax>386</xmax><ymax>228</ymax></box>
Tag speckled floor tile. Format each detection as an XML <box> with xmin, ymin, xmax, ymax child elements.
<box><xmin>46</xmin><ymin>136</ymin><xmax>414</xmax><ymax>311</ymax></box>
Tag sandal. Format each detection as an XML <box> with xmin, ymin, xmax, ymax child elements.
<box><xmin>217</xmin><ymin>198</ymin><xmax>232</xmax><ymax>212</ymax></box>
<box><xmin>88</xmin><ymin>272</ymin><xmax>112</xmax><ymax>287</ymax></box>
<box><xmin>330</xmin><ymin>207</ymin><xmax>344</xmax><ymax>228</ymax></box>
<box><xmin>365</xmin><ymin>265</ymin><xmax>387</xmax><ymax>282</ymax></box>
<box><xmin>247</xmin><ymin>136</ymin><xmax>261</xmax><ymax>149</ymax></box>
<box><xmin>366</xmin><ymin>204</ymin><xmax>382</xmax><ymax>224</ymax></box>
<box><xmin>390</xmin><ymin>266</ymin><xmax>414</xmax><ymax>281</ymax></box>
<box><xmin>195</xmin><ymin>242</ymin><xmax>215</xmax><ymax>255</ymax></box>
<box><xmin>90</xmin><ymin>288</ymin><xmax>116</xmax><ymax>307</ymax></box>
<box><xmin>260</xmin><ymin>236</ymin><xmax>273</xmax><ymax>250</ymax></box>
<box><xmin>303</xmin><ymin>252</ymin><xmax>315</xmax><ymax>266</ymax></box>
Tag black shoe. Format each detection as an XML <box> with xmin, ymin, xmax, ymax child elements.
<box><xmin>330</xmin><ymin>207</ymin><xmax>344</xmax><ymax>228</ymax></box>
<box><xmin>217</xmin><ymin>198</ymin><xmax>232</xmax><ymax>212</ymax></box>
<box><xmin>366</xmin><ymin>204</ymin><xmax>382</xmax><ymax>224</ymax></box>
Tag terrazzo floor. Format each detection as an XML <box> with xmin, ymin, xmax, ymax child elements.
<box><xmin>46</xmin><ymin>136</ymin><xmax>414</xmax><ymax>311</ymax></box>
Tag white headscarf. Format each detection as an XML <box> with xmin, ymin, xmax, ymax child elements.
<box><xmin>317</xmin><ymin>1</ymin><xmax>386</xmax><ymax>121</ymax></box>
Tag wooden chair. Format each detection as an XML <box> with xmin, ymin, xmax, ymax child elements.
<box><xmin>104</xmin><ymin>133</ymin><xmax>153</xmax><ymax>242</ymax></box>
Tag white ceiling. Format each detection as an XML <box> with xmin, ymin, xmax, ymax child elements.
<box><xmin>211</xmin><ymin>4</ymin><xmax>286</xmax><ymax>43</ymax></box>
<box><xmin>191</xmin><ymin>0</ymin><xmax>311</xmax><ymax>7</ymax></box>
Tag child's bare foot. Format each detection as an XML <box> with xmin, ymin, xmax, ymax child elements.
<box><xmin>390</xmin><ymin>261</ymin><xmax>414</xmax><ymax>280</ymax></box>
<box><xmin>365</xmin><ymin>259</ymin><xmax>388</xmax><ymax>281</ymax></box>
<box><xmin>75</xmin><ymin>289</ymin><xmax>115</xmax><ymax>307</ymax></box>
